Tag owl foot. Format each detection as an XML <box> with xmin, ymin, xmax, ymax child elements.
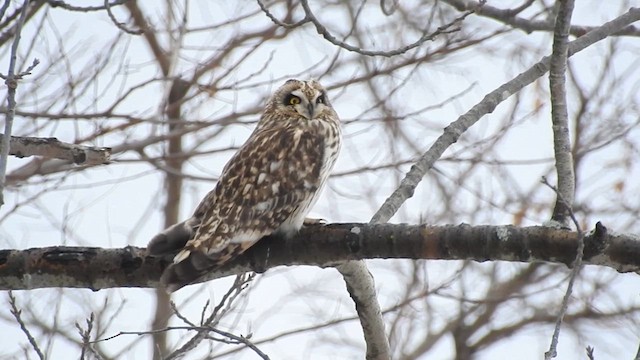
<box><xmin>303</xmin><ymin>217</ymin><xmax>327</xmax><ymax>226</ymax></box>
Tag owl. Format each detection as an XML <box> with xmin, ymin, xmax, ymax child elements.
<box><xmin>147</xmin><ymin>79</ymin><xmax>342</xmax><ymax>292</ymax></box>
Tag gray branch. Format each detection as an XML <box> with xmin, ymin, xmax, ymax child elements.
<box><xmin>0</xmin><ymin>0</ymin><xmax>32</xmax><ymax>207</ymax></box>
<box><xmin>335</xmin><ymin>261</ymin><xmax>389</xmax><ymax>359</ymax></box>
<box><xmin>369</xmin><ymin>7</ymin><xmax>640</xmax><ymax>225</ymax></box>
<box><xmin>546</xmin><ymin>1</ymin><xmax>578</xmax><ymax>358</ymax></box>
<box><xmin>0</xmin><ymin>134</ymin><xmax>111</xmax><ymax>165</ymax></box>
<box><xmin>0</xmin><ymin>222</ymin><xmax>636</xmax><ymax>291</ymax></box>
<box><xmin>548</xmin><ymin>0</ymin><xmax>576</xmax><ymax>225</ymax></box>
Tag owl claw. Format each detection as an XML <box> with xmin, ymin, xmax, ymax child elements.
<box><xmin>303</xmin><ymin>217</ymin><xmax>327</xmax><ymax>226</ymax></box>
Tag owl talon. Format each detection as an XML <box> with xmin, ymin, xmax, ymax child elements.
<box><xmin>304</xmin><ymin>217</ymin><xmax>327</xmax><ymax>226</ymax></box>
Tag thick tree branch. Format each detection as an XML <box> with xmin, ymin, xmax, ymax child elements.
<box><xmin>0</xmin><ymin>134</ymin><xmax>111</xmax><ymax>165</ymax></box>
<box><xmin>1</xmin><ymin>222</ymin><xmax>636</xmax><ymax>291</ymax></box>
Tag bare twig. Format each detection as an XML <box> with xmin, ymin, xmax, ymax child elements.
<box><xmin>95</xmin><ymin>325</ymin><xmax>268</xmax><ymax>359</ymax></box>
<box><xmin>586</xmin><ymin>346</ymin><xmax>595</xmax><ymax>360</ymax></box>
<box><xmin>104</xmin><ymin>0</ymin><xmax>143</xmax><ymax>34</ymax></box>
<box><xmin>0</xmin><ymin>0</ymin><xmax>33</xmax><ymax>207</ymax></box>
<box><xmin>542</xmin><ymin>177</ymin><xmax>585</xmax><ymax>360</ymax></box>
<box><xmin>76</xmin><ymin>313</ymin><xmax>104</xmax><ymax>360</ymax></box>
<box><xmin>206</xmin><ymin>327</ymin><xmax>269</xmax><ymax>360</ymax></box>
<box><xmin>165</xmin><ymin>274</ymin><xmax>255</xmax><ymax>359</ymax></box>
<box><xmin>256</xmin><ymin>0</ymin><xmax>309</xmax><ymax>28</ymax></box>
<box><xmin>47</xmin><ymin>0</ymin><xmax>129</xmax><ymax>12</ymax></box>
<box><xmin>169</xmin><ymin>301</ymin><xmax>197</xmax><ymax>327</ymax></box>
<box><xmin>95</xmin><ymin>275</ymin><xmax>262</xmax><ymax>359</ymax></box>
<box><xmin>8</xmin><ymin>291</ymin><xmax>45</xmax><ymax>360</ymax></box>
<box><xmin>299</xmin><ymin>0</ymin><xmax>485</xmax><ymax>57</ymax></box>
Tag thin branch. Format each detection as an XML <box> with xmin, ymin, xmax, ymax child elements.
<box><xmin>94</xmin><ymin>325</ymin><xmax>269</xmax><ymax>359</ymax></box>
<box><xmin>206</xmin><ymin>327</ymin><xmax>269</xmax><ymax>360</ymax></box>
<box><xmin>256</xmin><ymin>0</ymin><xmax>308</xmax><ymax>28</ymax></box>
<box><xmin>0</xmin><ymin>0</ymin><xmax>33</xmax><ymax>207</ymax></box>
<box><xmin>8</xmin><ymin>291</ymin><xmax>45</xmax><ymax>360</ymax></box>
<box><xmin>299</xmin><ymin>0</ymin><xmax>485</xmax><ymax>57</ymax></box>
<box><xmin>369</xmin><ymin>6</ymin><xmax>640</xmax><ymax>225</ymax></box>
<box><xmin>165</xmin><ymin>274</ymin><xmax>255</xmax><ymax>359</ymax></box>
<box><xmin>105</xmin><ymin>0</ymin><xmax>143</xmax><ymax>35</ymax></box>
<box><xmin>97</xmin><ymin>277</ymin><xmax>265</xmax><ymax>360</ymax></box>
<box><xmin>47</xmin><ymin>0</ymin><xmax>129</xmax><ymax>12</ymax></box>
<box><xmin>542</xmin><ymin>177</ymin><xmax>585</xmax><ymax>360</ymax></box>
<box><xmin>76</xmin><ymin>313</ymin><xmax>104</xmax><ymax>360</ymax></box>
<box><xmin>548</xmin><ymin>0</ymin><xmax>576</xmax><ymax>226</ymax></box>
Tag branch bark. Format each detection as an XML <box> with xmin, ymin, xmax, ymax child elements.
<box><xmin>0</xmin><ymin>134</ymin><xmax>111</xmax><ymax>165</ymax></box>
<box><xmin>546</xmin><ymin>1</ymin><xmax>578</xmax><ymax>357</ymax></box>
<box><xmin>548</xmin><ymin>0</ymin><xmax>576</xmax><ymax>225</ymax></box>
<box><xmin>1</xmin><ymin>222</ymin><xmax>636</xmax><ymax>291</ymax></box>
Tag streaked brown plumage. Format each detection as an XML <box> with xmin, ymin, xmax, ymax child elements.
<box><xmin>147</xmin><ymin>79</ymin><xmax>342</xmax><ymax>292</ymax></box>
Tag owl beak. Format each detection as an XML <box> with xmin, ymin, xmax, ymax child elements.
<box><xmin>306</xmin><ymin>103</ymin><xmax>316</xmax><ymax>119</ymax></box>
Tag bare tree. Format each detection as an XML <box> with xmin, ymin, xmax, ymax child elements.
<box><xmin>2</xmin><ymin>1</ymin><xmax>640</xmax><ymax>359</ymax></box>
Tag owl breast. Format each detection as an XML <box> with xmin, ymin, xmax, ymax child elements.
<box><xmin>275</xmin><ymin>117</ymin><xmax>342</xmax><ymax>237</ymax></box>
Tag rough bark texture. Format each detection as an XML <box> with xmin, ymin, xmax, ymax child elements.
<box><xmin>1</xmin><ymin>222</ymin><xmax>635</xmax><ymax>291</ymax></box>
<box><xmin>1</xmin><ymin>134</ymin><xmax>111</xmax><ymax>165</ymax></box>
<box><xmin>335</xmin><ymin>260</ymin><xmax>389</xmax><ymax>359</ymax></box>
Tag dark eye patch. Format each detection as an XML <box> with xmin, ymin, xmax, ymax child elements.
<box><xmin>284</xmin><ymin>94</ymin><xmax>301</xmax><ymax>106</ymax></box>
<box><xmin>316</xmin><ymin>93</ymin><xmax>327</xmax><ymax>104</ymax></box>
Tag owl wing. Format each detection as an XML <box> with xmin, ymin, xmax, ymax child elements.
<box><xmin>159</xmin><ymin>125</ymin><xmax>325</xmax><ymax>292</ymax></box>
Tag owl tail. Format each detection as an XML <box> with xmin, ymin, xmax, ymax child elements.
<box><xmin>147</xmin><ymin>219</ymin><xmax>197</xmax><ymax>256</ymax></box>
<box><xmin>160</xmin><ymin>241</ymin><xmax>255</xmax><ymax>293</ymax></box>
<box><xmin>160</xmin><ymin>250</ymin><xmax>219</xmax><ymax>293</ymax></box>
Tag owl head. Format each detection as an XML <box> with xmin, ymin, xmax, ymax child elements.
<box><xmin>260</xmin><ymin>79</ymin><xmax>337</xmax><ymax>127</ymax></box>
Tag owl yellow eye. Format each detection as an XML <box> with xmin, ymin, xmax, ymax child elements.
<box><xmin>284</xmin><ymin>94</ymin><xmax>301</xmax><ymax>106</ymax></box>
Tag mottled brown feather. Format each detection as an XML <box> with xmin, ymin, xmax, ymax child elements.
<box><xmin>148</xmin><ymin>79</ymin><xmax>342</xmax><ymax>292</ymax></box>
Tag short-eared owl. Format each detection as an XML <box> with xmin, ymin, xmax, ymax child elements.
<box><xmin>148</xmin><ymin>79</ymin><xmax>342</xmax><ymax>292</ymax></box>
